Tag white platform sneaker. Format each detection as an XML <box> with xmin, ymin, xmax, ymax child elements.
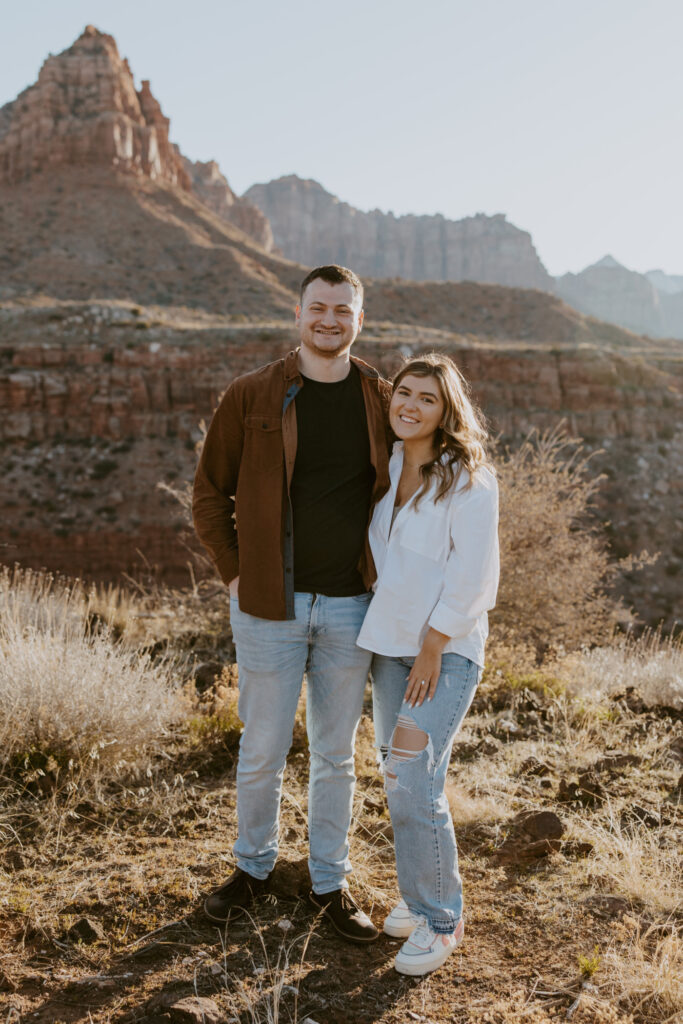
<box><xmin>382</xmin><ymin>898</ymin><xmax>421</xmax><ymax>938</ymax></box>
<box><xmin>394</xmin><ymin>916</ymin><xmax>464</xmax><ymax>976</ymax></box>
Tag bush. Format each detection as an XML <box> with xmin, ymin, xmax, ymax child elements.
<box><xmin>0</xmin><ymin>568</ymin><xmax>181</xmax><ymax>784</ymax></box>
<box><xmin>492</xmin><ymin>426</ymin><xmax>641</xmax><ymax>658</ymax></box>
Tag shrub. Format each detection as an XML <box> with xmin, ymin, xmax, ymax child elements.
<box><xmin>492</xmin><ymin>426</ymin><xmax>647</xmax><ymax>658</ymax></box>
<box><xmin>0</xmin><ymin>568</ymin><xmax>181</xmax><ymax>785</ymax></box>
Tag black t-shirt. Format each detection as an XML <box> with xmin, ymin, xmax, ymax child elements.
<box><xmin>291</xmin><ymin>365</ymin><xmax>373</xmax><ymax>595</ymax></box>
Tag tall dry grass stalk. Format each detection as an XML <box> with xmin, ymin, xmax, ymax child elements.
<box><xmin>0</xmin><ymin>567</ymin><xmax>181</xmax><ymax>780</ymax></box>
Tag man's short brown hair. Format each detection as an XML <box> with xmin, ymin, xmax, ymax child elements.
<box><xmin>299</xmin><ymin>265</ymin><xmax>364</xmax><ymax>306</ymax></box>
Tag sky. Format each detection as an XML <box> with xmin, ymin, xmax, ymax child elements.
<box><xmin>2</xmin><ymin>0</ymin><xmax>682</xmax><ymax>278</ymax></box>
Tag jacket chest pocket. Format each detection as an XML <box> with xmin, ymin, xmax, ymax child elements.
<box><xmin>243</xmin><ymin>414</ymin><xmax>283</xmax><ymax>473</ymax></box>
<box><xmin>398</xmin><ymin>507</ymin><xmax>448</xmax><ymax>562</ymax></box>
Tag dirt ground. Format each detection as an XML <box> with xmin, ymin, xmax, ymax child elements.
<box><xmin>1</xmin><ymin>652</ymin><xmax>681</xmax><ymax>1024</ymax></box>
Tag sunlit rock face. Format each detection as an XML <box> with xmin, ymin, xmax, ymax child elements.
<box><xmin>0</xmin><ymin>26</ymin><xmax>191</xmax><ymax>189</ymax></box>
<box><xmin>245</xmin><ymin>175</ymin><xmax>553</xmax><ymax>291</ymax></box>
<box><xmin>0</xmin><ymin>26</ymin><xmax>277</xmax><ymax>251</ymax></box>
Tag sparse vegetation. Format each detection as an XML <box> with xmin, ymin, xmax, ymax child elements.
<box><xmin>0</xmin><ymin>427</ymin><xmax>680</xmax><ymax>1022</ymax></box>
<box><xmin>494</xmin><ymin>426</ymin><xmax>647</xmax><ymax>656</ymax></box>
<box><xmin>0</xmin><ymin>559</ymin><xmax>679</xmax><ymax>1023</ymax></box>
<box><xmin>0</xmin><ymin>567</ymin><xmax>182</xmax><ymax>787</ymax></box>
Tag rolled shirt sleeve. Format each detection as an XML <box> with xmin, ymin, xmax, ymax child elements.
<box><xmin>427</xmin><ymin>474</ymin><xmax>500</xmax><ymax>640</ymax></box>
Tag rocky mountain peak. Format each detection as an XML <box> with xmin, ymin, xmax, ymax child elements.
<box><xmin>591</xmin><ymin>254</ymin><xmax>625</xmax><ymax>270</ymax></box>
<box><xmin>0</xmin><ymin>27</ymin><xmax>276</xmax><ymax>251</ymax></box>
<box><xmin>0</xmin><ymin>25</ymin><xmax>190</xmax><ymax>188</ymax></box>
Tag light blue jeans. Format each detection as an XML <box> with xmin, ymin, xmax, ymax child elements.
<box><xmin>372</xmin><ymin>652</ymin><xmax>480</xmax><ymax>933</ymax></box>
<box><xmin>229</xmin><ymin>592</ymin><xmax>373</xmax><ymax>894</ymax></box>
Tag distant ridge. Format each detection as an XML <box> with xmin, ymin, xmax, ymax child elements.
<box><xmin>245</xmin><ymin>175</ymin><xmax>553</xmax><ymax>291</ymax></box>
<box><xmin>556</xmin><ymin>255</ymin><xmax>683</xmax><ymax>339</ymax></box>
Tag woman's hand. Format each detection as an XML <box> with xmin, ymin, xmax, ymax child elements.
<box><xmin>404</xmin><ymin>628</ymin><xmax>449</xmax><ymax>707</ymax></box>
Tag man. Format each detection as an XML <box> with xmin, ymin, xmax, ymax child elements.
<box><xmin>192</xmin><ymin>264</ymin><xmax>391</xmax><ymax>942</ymax></box>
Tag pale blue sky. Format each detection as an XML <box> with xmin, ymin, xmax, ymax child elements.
<box><xmin>2</xmin><ymin>0</ymin><xmax>681</xmax><ymax>277</ymax></box>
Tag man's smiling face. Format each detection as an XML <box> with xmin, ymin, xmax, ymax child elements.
<box><xmin>295</xmin><ymin>279</ymin><xmax>364</xmax><ymax>359</ymax></box>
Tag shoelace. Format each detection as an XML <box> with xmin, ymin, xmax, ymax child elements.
<box><xmin>339</xmin><ymin>889</ymin><xmax>359</xmax><ymax>913</ymax></box>
<box><xmin>407</xmin><ymin>918</ymin><xmax>433</xmax><ymax>947</ymax></box>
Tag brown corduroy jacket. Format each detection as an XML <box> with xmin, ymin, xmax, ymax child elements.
<box><xmin>192</xmin><ymin>349</ymin><xmax>392</xmax><ymax>621</ymax></box>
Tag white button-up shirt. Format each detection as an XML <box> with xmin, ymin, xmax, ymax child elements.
<box><xmin>357</xmin><ymin>443</ymin><xmax>499</xmax><ymax>667</ymax></box>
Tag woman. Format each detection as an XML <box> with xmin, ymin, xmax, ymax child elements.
<box><xmin>356</xmin><ymin>352</ymin><xmax>499</xmax><ymax>976</ymax></box>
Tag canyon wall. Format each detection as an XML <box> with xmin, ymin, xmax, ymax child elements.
<box><xmin>245</xmin><ymin>176</ymin><xmax>553</xmax><ymax>291</ymax></box>
<box><xmin>1</xmin><ymin>302</ymin><xmax>680</xmax><ymax>627</ymax></box>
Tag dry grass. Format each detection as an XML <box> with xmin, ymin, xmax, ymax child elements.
<box><xmin>603</xmin><ymin>921</ymin><xmax>683</xmax><ymax>1022</ymax></box>
<box><xmin>561</xmin><ymin>629</ymin><xmax>683</xmax><ymax>710</ymax></box>
<box><xmin>0</xmin><ymin>564</ymin><xmax>680</xmax><ymax>1023</ymax></box>
<box><xmin>0</xmin><ymin>566</ymin><xmax>182</xmax><ymax>783</ymax></box>
<box><xmin>565</xmin><ymin>812</ymin><xmax>682</xmax><ymax>917</ymax></box>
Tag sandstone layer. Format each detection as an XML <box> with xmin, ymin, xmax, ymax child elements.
<box><xmin>1</xmin><ymin>301</ymin><xmax>681</xmax><ymax>628</ymax></box>
<box><xmin>245</xmin><ymin>175</ymin><xmax>553</xmax><ymax>291</ymax></box>
<box><xmin>0</xmin><ymin>166</ymin><xmax>655</xmax><ymax>354</ymax></box>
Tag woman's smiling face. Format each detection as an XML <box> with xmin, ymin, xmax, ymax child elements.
<box><xmin>390</xmin><ymin>373</ymin><xmax>445</xmax><ymax>444</ymax></box>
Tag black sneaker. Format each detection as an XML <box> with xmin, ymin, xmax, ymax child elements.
<box><xmin>204</xmin><ymin>868</ymin><xmax>270</xmax><ymax>923</ymax></box>
<box><xmin>308</xmin><ymin>888</ymin><xmax>379</xmax><ymax>944</ymax></box>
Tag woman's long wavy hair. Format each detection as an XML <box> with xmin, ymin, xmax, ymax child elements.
<box><xmin>392</xmin><ymin>352</ymin><xmax>494</xmax><ymax>506</ymax></box>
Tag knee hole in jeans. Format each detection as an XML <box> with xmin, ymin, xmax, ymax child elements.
<box><xmin>383</xmin><ymin>714</ymin><xmax>432</xmax><ymax>793</ymax></box>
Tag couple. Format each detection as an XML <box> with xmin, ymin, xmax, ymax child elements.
<box><xmin>192</xmin><ymin>264</ymin><xmax>499</xmax><ymax>977</ymax></box>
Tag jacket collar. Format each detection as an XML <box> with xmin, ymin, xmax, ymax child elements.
<box><xmin>283</xmin><ymin>347</ymin><xmax>382</xmax><ymax>382</ymax></box>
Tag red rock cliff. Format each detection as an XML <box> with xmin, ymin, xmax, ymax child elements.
<box><xmin>0</xmin><ymin>26</ymin><xmax>191</xmax><ymax>189</ymax></box>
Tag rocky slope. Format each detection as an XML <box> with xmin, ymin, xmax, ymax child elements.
<box><xmin>0</xmin><ymin>167</ymin><xmax>299</xmax><ymax>314</ymax></box>
<box><xmin>0</xmin><ymin>26</ymin><xmax>270</xmax><ymax>249</ymax></box>
<box><xmin>0</xmin><ymin>28</ymin><xmax>680</xmax><ymax>630</ymax></box>
<box><xmin>245</xmin><ymin>175</ymin><xmax>553</xmax><ymax>290</ymax></box>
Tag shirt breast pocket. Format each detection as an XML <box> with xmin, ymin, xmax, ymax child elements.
<box><xmin>244</xmin><ymin>414</ymin><xmax>283</xmax><ymax>473</ymax></box>
<box><xmin>398</xmin><ymin>507</ymin><xmax>448</xmax><ymax>562</ymax></box>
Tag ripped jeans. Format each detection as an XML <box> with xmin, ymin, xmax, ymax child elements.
<box><xmin>371</xmin><ymin>652</ymin><xmax>480</xmax><ymax>933</ymax></box>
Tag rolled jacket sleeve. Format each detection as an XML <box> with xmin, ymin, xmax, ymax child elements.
<box><xmin>192</xmin><ymin>384</ymin><xmax>244</xmax><ymax>586</ymax></box>
<box><xmin>428</xmin><ymin>475</ymin><xmax>500</xmax><ymax>641</ymax></box>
